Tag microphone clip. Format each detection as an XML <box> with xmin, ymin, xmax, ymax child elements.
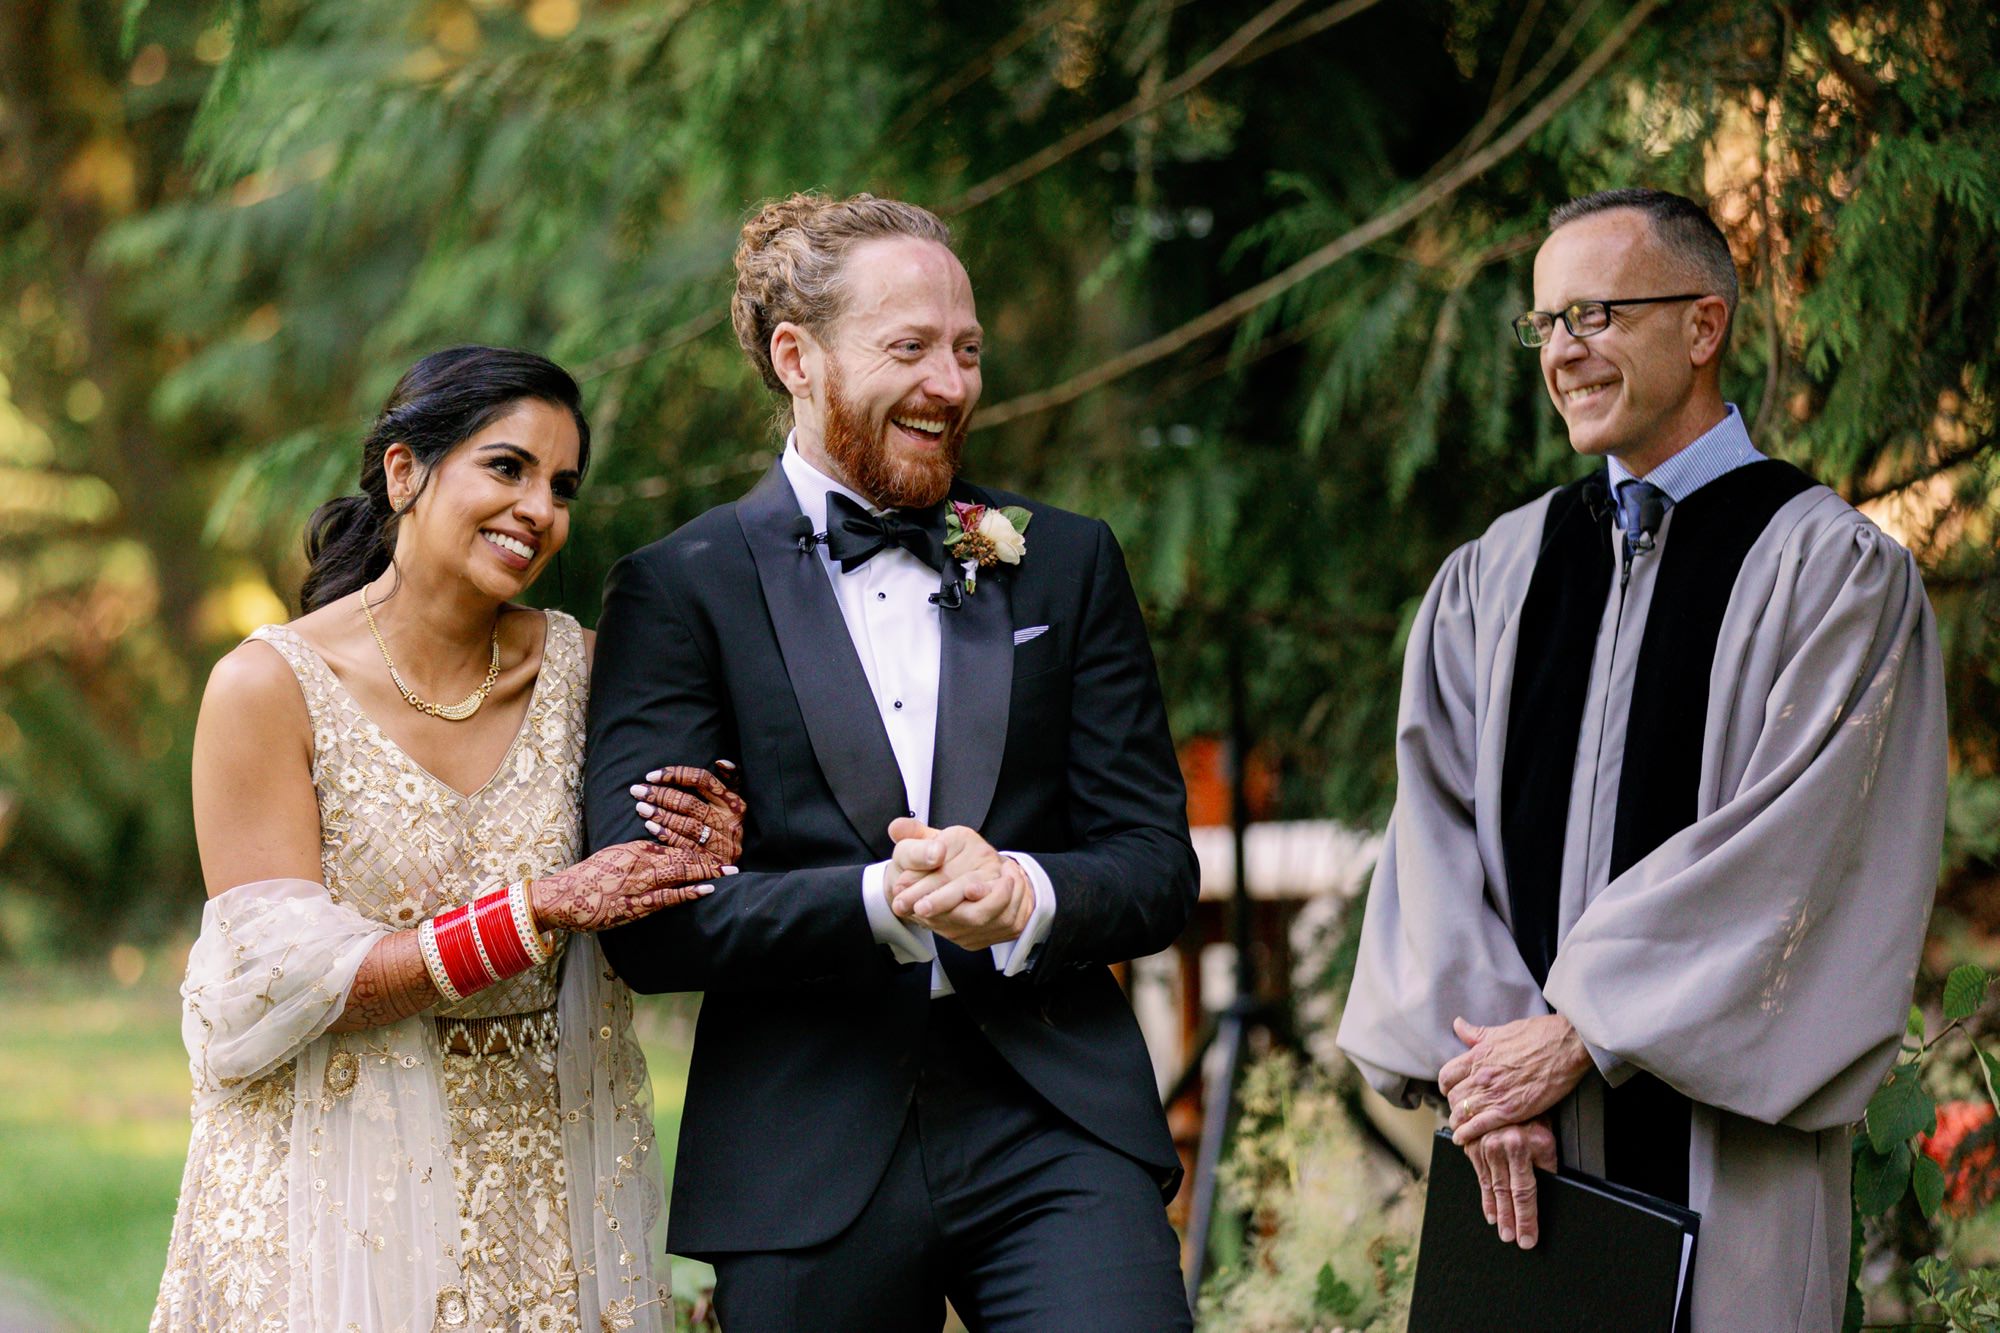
<box><xmin>790</xmin><ymin>514</ymin><xmax>827</xmax><ymax>554</ymax></box>
<box><xmin>929</xmin><ymin>576</ymin><xmax>964</xmax><ymax>611</ymax></box>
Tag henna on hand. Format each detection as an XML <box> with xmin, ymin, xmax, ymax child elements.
<box><xmin>330</xmin><ymin>929</ymin><xmax>441</xmax><ymax>1032</ymax></box>
<box><xmin>530</xmin><ymin>839</ymin><xmax>725</xmax><ymax>933</ymax></box>
<box><xmin>632</xmin><ymin>762</ymin><xmax>747</xmax><ymax>862</ymax></box>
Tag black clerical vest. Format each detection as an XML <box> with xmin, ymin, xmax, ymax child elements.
<box><xmin>1500</xmin><ymin>459</ymin><xmax>1815</xmax><ymax>1205</ymax></box>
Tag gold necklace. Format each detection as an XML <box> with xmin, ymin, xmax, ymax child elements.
<box><xmin>362</xmin><ymin>595</ymin><xmax>501</xmax><ymax>722</ymax></box>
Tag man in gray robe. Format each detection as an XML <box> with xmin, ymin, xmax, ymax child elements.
<box><xmin>1336</xmin><ymin>187</ymin><xmax>1947</xmax><ymax>1331</ymax></box>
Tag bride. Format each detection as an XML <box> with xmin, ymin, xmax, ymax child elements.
<box><xmin>151</xmin><ymin>345</ymin><xmax>740</xmax><ymax>1332</ymax></box>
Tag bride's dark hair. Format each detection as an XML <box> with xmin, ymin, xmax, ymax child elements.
<box><xmin>300</xmin><ymin>346</ymin><xmax>591</xmax><ymax>612</ymax></box>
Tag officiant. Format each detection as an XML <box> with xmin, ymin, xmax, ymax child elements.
<box><xmin>1336</xmin><ymin>188</ymin><xmax>1948</xmax><ymax>1330</ymax></box>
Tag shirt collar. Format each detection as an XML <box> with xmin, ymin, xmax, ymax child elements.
<box><xmin>780</xmin><ymin>430</ymin><xmax>877</xmax><ymax>527</ymax></box>
<box><xmin>1606</xmin><ymin>403</ymin><xmax>1763</xmax><ymax>508</ymax></box>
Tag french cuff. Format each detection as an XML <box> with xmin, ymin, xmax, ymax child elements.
<box><xmin>862</xmin><ymin>860</ymin><xmax>935</xmax><ymax>965</ymax></box>
<box><xmin>989</xmin><ymin>852</ymin><xmax>1056</xmax><ymax>977</ymax></box>
<box><xmin>1585</xmin><ymin>1040</ymin><xmax>1637</xmax><ymax>1088</ymax></box>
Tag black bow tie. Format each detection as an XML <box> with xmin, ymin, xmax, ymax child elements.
<box><xmin>822</xmin><ymin>492</ymin><xmax>947</xmax><ymax>573</ymax></box>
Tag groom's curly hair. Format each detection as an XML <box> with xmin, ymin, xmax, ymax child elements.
<box><xmin>731</xmin><ymin>192</ymin><xmax>955</xmax><ymax>401</ymax></box>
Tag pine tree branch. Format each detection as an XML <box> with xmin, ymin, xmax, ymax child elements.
<box><xmin>1487</xmin><ymin>0</ymin><xmax>1549</xmax><ymax>114</ymax></box>
<box><xmin>572</xmin><ymin>0</ymin><xmax>1382</xmax><ymax>381</ymax></box>
<box><xmin>573</xmin><ymin>306</ymin><xmax>728</xmax><ymax>382</ymax></box>
<box><xmin>972</xmin><ymin>0</ymin><xmax>1665</xmax><ymax>432</ymax></box>
<box><xmin>883</xmin><ymin>0</ymin><xmax>1085</xmax><ymax>147</ymax></box>
<box><xmin>939</xmin><ymin>0</ymin><xmax>1320</xmax><ymax>216</ymax></box>
<box><xmin>1422</xmin><ymin>0</ymin><xmax>1603</xmax><ymax>190</ymax></box>
<box><xmin>1229</xmin><ymin>0</ymin><xmax>1392</xmax><ymax>67</ymax></box>
<box><xmin>1849</xmin><ymin>434</ymin><xmax>1996</xmax><ymax>506</ymax></box>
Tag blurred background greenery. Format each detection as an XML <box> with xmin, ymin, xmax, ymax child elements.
<box><xmin>0</xmin><ymin>0</ymin><xmax>1995</xmax><ymax>1327</ymax></box>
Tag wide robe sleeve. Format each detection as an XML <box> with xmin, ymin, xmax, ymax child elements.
<box><xmin>1337</xmin><ymin>537</ymin><xmax>1552</xmax><ymax>1107</ymax></box>
<box><xmin>1543</xmin><ymin>497</ymin><xmax>1947</xmax><ymax>1131</ymax></box>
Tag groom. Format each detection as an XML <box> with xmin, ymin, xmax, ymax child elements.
<box><xmin>584</xmin><ymin>192</ymin><xmax>1197</xmax><ymax>1332</ymax></box>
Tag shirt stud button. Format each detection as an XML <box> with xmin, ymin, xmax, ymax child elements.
<box><xmin>876</xmin><ymin>591</ymin><xmax>886</xmax><ymax>600</ymax></box>
<box><xmin>893</xmin><ymin>700</ymin><xmax>904</xmax><ymax>709</ymax></box>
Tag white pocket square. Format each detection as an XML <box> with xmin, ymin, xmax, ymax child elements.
<box><xmin>1012</xmin><ymin>625</ymin><xmax>1050</xmax><ymax>646</ymax></box>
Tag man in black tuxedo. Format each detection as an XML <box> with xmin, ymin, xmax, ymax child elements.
<box><xmin>584</xmin><ymin>191</ymin><xmax>1197</xmax><ymax>1331</ymax></box>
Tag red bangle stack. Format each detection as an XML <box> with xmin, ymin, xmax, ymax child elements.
<box><xmin>431</xmin><ymin>903</ymin><xmax>492</xmax><ymax>998</ymax></box>
<box><xmin>472</xmin><ymin>887</ymin><xmax>534</xmax><ymax>976</ymax></box>
<box><xmin>419</xmin><ymin>884</ymin><xmax>547</xmax><ymax>1004</ymax></box>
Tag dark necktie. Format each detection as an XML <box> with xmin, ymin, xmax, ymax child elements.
<box><xmin>822</xmin><ymin>492</ymin><xmax>947</xmax><ymax>573</ymax></box>
<box><xmin>1616</xmin><ymin>479</ymin><xmax>1669</xmax><ymax>556</ymax></box>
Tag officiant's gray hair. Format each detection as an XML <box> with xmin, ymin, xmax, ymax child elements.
<box><xmin>1548</xmin><ymin>188</ymin><xmax>1740</xmax><ymax>337</ymax></box>
<box><xmin>732</xmin><ymin>192</ymin><xmax>956</xmax><ymax>398</ymax></box>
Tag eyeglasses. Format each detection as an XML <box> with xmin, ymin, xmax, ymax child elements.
<box><xmin>1512</xmin><ymin>295</ymin><xmax>1706</xmax><ymax>348</ymax></box>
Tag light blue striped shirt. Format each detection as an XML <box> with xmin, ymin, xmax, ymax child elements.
<box><xmin>1605</xmin><ymin>403</ymin><xmax>1763</xmax><ymax>528</ymax></box>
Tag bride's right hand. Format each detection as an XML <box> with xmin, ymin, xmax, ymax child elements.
<box><xmin>528</xmin><ymin>841</ymin><xmax>728</xmax><ymax>933</ymax></box>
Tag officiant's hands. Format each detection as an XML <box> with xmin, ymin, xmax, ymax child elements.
<box><xmin>1439</xmin><ymin>1013</ymin><xmax>1592</xmax><ymax>1144</ymax></box>
<box><xmin>1465</xmin><ymin>1117</ymin><xmax>1558</xmax><ymax>1249</ymax></box>
<box><xmin>886</xmin><ymin>817</ymin><xmax>1034</xmax><ymax>951</ymax></box>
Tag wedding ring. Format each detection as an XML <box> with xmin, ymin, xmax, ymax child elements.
<box><xmin>697</xmin><ymin>824</ymin><xmax>712</xmax><ymax>846</ymax></box>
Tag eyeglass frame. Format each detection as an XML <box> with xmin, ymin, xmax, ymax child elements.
<box><xmin>1512</xmin><ymin>294</ymin><xmax>1709</xmax><ymax>348</ymax></box>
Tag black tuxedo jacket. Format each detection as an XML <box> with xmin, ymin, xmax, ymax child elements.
<box><xmin>584</xmin><ymin>462</ymin><xmax>1197</xmax><ymax>1254</ymax></box>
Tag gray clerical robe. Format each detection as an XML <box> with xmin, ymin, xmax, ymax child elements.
<box><xmin>1337</xmin><ymin>474</ymin><xmax>1946</xmax><ymax>1331</ymax></box>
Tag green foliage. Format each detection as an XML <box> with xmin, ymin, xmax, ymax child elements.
<box><xmin>1196</xmin><ymin>1050</ymin><xmax>1419</xmax><ymax>1332</ymax></box>
<box><xmin>1949</xmin><ymin>966</ymin><xmax>1992</xmax><ymax>1023</ymax></box>
<box><xmin>3</xmin><ymin>0</ymin><xmax>1996</xmax><ymax>942</ymax></box>
<box><xmin>1851</xmin><ymin>964</ymin><xmax>2000</xmax><ymax>1330</ymax></box>
<box><xmin>1856</xmin><ymin>1136</ymin><xmax>1915</xmax><ymax>1215</ymax></box>
<box><xmin>1914</xmin><ymin>1256</ymin><xmax>2000</xmax><ymax>1333</ymax></box>
<box><xmin>1871</xmin><ymin>1062</ymin><xmax>1940</xmax><ymax>1152</ymax></box>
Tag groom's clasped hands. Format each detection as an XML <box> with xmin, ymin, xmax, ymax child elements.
<box><xmin>884</xmin><ymin>816</ymin><xmax>1035</xmax><ymax>951</ymax></box>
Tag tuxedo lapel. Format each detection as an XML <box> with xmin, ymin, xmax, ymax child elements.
<box><xmin>928</xmin><ymin>484</ymin><xmax>1013</xmax><ymax>833</ymax></box>
<box><xmin>737</xmin><ymin>463</ymin><xmax>907</xmax><ymax>857</ymax></box>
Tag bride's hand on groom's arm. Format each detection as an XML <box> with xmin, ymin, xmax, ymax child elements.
<box><xmin>630</xmin><ymin>760</ymin><xmax>746</xmax><ymax>862</ymax></box>
<box><xmin>529</xmin><ymin>841</ymin><xmax>733</xmax><ymax>933</ymax></box>
<box><xmin>884</xmin><ymin>818</ymin><xmax>1035</xmax><ymax>951</ymax></box>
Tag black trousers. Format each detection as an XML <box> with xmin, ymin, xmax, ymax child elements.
<box><xmin>699</xmin><ymin>998</ymin><xmax>1192</xmax><ymax>1333</ymax></box>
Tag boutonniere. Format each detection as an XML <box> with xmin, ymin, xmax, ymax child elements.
<box><xmin>945</xmin><ymin>501</ymin><xmax>1031</xmax><ymax>594</ymax></box>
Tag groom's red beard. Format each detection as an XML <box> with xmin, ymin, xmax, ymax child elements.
<box><xmin>821</xmin><ymin>371</ymin><xmax>966</xmax><ymax>509</ymax></box>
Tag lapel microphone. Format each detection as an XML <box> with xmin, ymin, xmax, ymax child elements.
<box><xmin>929</xmin><ymin>572</ymin><xmax>964</xmax><ymax>611</ymax></box>
<box><xmin>790</xmin><ymin>514</ymin><xmax>827</xmax><ymax>554</ymax></box>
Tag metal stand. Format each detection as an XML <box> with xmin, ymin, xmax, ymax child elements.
<box><xmin>1179</xmin><ymin>636</ymin><xmax>1292</xmax><ymax>1305</ymax></box>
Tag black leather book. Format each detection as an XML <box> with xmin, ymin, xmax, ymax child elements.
<box><xmin>1408</xmin><ymin>1130</ymin><xmax>1699</xmax><ymax>1332</ymax></box>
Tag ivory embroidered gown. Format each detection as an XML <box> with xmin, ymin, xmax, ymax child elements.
<box><xmin>151</xmin><ymin>611</ymin><xmax>668</xmax><ymax>1333</ymax></box>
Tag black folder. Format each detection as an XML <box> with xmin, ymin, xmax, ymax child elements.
<box><xmin>1408</xmin><ymin>1129</ymin><xmax>1699</xmax><ymax>1332</ymax></box>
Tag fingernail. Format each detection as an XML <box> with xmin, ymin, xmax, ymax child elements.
<box><xmin>1498</xmin><ymin>1227</ymin><xmax>1512</xmax><ymax>1242</ymax></box>
<box><xmin>721</xmin><ymin>866</ymin><xmax>739</xmax><ymax>875</ymax></box>
<box><xmin>695</xmin><ymin>884</ymin><xmax>714</xmax><ymax>895</ymax></box>
<box><xmin>637</xmin><ymin>802</ymin><xmax>656</xmax><ymax>817</ymax></box>
<box><xmin>1521</xmin><ymin>1235</ymin><xmax>1537</xmax><ymax>1249</ymax></box>
<box><xmin>646</xmin><ymin>770</ymin><xmax>663</xmax><ymax>782</ymax></box>
<box><xmin>629</xmin><ymin>784</ymin><xmax>647</xmax><ymax>797</ymax></box>
<box><xmin>645</xmin><ymin>821</ymin><xmax>661</xmax><ymax>835</ymax></box>
<box><xmin>717</xmin><ymin>759</ymin><xmax>737</xmax><ymax>770</ymax></box>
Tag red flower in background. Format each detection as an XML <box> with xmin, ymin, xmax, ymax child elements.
<box><xmin>1919</xmin><ymin>1099</ymin><xmax>1999</xmax><ymax>1215</ymax></box>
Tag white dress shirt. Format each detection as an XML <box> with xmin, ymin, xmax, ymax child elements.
<box><xmin>780</xmin><ymin>438</ymin><xmax>1056</xmax><ymax>996</ymax></box>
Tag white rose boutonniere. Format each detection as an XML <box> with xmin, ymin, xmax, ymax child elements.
<box><xmin>945</xmin><ymin>501</ymin><xmax>1031</xmax><ymax>595</ymax></box>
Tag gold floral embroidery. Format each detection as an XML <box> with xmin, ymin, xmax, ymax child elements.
<box><xmin>434</xmin><ymin>1286</ymin><xmax>470</xmax><ymax>1328</ymax></box>
<box><xmin>324</xmin><ymin>1050</ymin><xmax>359</xmax><ymax>1099</ymax></box>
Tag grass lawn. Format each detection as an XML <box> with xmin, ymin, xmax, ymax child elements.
<box><xmin>0</xmin><ymin>957</ymin><xmax>702</xmax><ymax>1331</ymax></box>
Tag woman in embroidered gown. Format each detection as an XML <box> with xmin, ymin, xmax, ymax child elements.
<box><xmin>151</xmin><ymin>347</ymin><xmax>742</xmax><ymax>1333</ymax></box>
